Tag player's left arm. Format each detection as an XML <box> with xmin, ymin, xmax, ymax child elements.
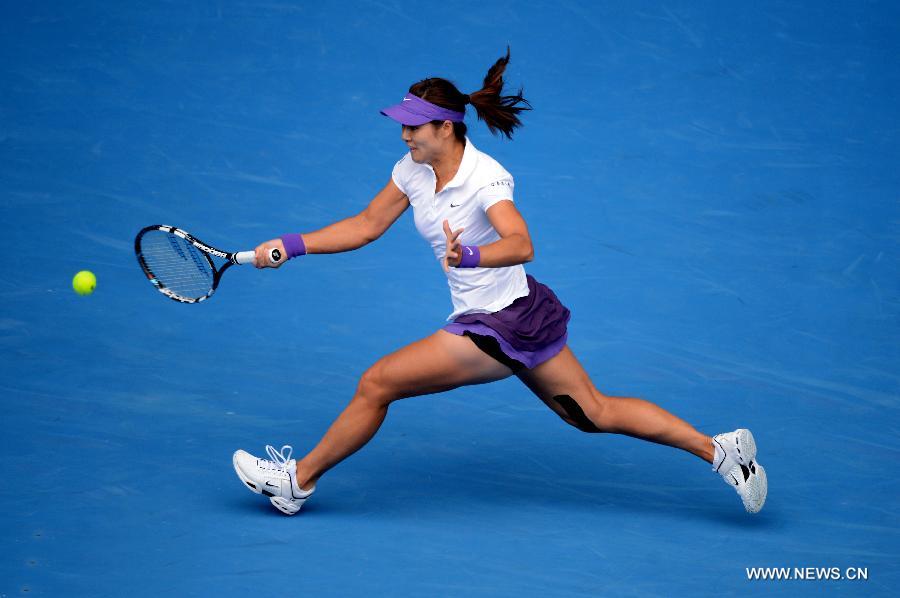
<box><xmin>475</xmin><ymin>199</ymin><xmax>534</xmax><ymax>267</ymax></box>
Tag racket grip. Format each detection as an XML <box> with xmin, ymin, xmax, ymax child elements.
<box><xmin>234</xmin><ymin>248</ymin><xmax>283</xmax><ymax>266</ymax></box>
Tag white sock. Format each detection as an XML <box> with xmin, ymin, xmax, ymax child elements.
<box><xmin>289</xmin><ymin>465</ymin><xmax>314</xmax><ymax>497</ymax></box>
<box><xmin>711</xmin><ymin>436</ymin><xmax>726</xmax><ymax>473</ymax></box>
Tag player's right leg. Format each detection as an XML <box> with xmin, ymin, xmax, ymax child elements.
<box><xmin>295</xmin><ymin>329</ymin><xmax>515</xmax><ymax>484</ymax></box>
<box><xmin>234</xmin><ymin>329</ymin><xmax>515</xmax><ymax>514</ymax></box>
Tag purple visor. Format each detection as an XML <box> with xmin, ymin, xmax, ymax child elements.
<box><xmin>380</xmin><ymin>93</ymin><xmax>465</xmax><ymax>126</ymax></box>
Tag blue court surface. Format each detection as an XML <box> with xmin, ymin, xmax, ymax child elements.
<box><xmin>2</xmin><ymin>2</ymin><xmax>898</xmax><ymax>596</ymax></box>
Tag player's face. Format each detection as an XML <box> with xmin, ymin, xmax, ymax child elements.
<box><xmin>401</xmin><ymin>122</ymin><xmax>451</xmax><ymax>164</ymax></box>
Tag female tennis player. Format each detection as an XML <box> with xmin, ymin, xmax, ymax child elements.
<box><xmin>232</xmin><ymin>47</ymin><xmax>767</xmax><ymax>516</ymax></box>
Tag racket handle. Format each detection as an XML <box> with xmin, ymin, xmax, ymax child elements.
<box><xmin>234</xmin><ymin>248</ymin><xmax>283</xmax><ymax>266</ymax></box>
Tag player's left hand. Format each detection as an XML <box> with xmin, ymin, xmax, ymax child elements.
<box><xmin>442</xmin><ymin>219</ymin><xmax>464</xmax><ymax>272</ymax></box>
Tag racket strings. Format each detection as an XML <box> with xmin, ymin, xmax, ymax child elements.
<box><xmin>139</xmin><ymin>232</ymin><xmax>215</xmax><ymax>298</ymax></box>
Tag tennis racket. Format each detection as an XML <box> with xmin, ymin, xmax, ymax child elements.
<box><xmin>134</xmin><ymin>224</ymin><xmax>282</xmax><ymax>303</ymax></box>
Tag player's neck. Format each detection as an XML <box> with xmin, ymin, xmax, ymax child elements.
<box><xmin>430</xmin><ymin>139</ymin><xmax>465</xmax><ymax>188</ymax></box>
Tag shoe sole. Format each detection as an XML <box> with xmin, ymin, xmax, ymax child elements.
<box><xmin>746</xmin><ymin>463</ymin><xmax>767</xmax><ymax>513</ymax></box>
<box><xmin>732</xmin><ymin>428</ymin><xmax>757</xmax><ymax>466</ymax></box>
<box><xmin>733</xmin><ymin>460</ymin><xmax>767</xmax><ymax>513</ymax></box>
<box><xmin>728</xmin><ymin>430</ymin><xmax>767</xmax><ymax>513</ymax></box>
<box><xmin>270</xmin><ymin>496</ymin><xmax>301</xmax><ymax>515</ymax></box>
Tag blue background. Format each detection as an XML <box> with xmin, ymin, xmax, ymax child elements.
<box><xmin>1</xmin><ymin>1</ymin><xmax>898</xmax><ymax>596</ymax></box>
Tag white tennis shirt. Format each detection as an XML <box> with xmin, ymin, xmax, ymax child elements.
<box><xmin>391</xmin><ymin>135</ymin><xmax>530</xmax><ymax>321</ymax></box>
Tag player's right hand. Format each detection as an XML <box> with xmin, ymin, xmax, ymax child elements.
<box><xmin>254</xmin><ymin>238</ymin><xmax>287</xmax><ymax>269</ymax></box>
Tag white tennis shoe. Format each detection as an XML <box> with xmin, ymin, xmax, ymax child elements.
<box><xmin>711</xmin><ymin>428</ymin><xmax>767</xmax><ymax>513</ymax></box>
<box><xmin>232</xmin><ymin>444</ymin><xmax>315</xmax><ymax>515</ymax></box>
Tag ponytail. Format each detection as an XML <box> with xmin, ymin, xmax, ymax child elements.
<box><xmin>468</xmin><ymin>45</ymin><xmax>533</xmax><ymax>139</ymax></box>
<box><xmin>407</xmin><ymin>45</ymin><xmax>532</xmax><ymax>142</ymax></box>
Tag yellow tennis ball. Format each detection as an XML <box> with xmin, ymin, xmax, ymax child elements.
<box><xmin>73</xmin><ymin>270</ymin><xmax>97</xmax><ymax>296</ymax></box>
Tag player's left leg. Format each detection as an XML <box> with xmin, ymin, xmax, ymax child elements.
<box><xmin>515</xmin><ymin>344</ymin><xmax>715</xmax><ymax>463</ymax></box>
<box><xmin>515</xmin><ymin>345</ymin><xmax>767</xmax><ymax>512</ymax></box>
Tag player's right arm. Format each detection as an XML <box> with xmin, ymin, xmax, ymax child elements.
<box><xmin>356</xmin><ymin>178</ymin><xmax>410</xmax><ymax>245</ymax></box>
<box><xmin>253</xmin><ymin>179</ymin><xmax>409</xmax><ymax>268</ymax></box>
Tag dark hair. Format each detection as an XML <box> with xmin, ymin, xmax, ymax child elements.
<box><xmin>408</xmin><ymin>45</ymin><xmax>532</xmax><ymax>141</ymax></box>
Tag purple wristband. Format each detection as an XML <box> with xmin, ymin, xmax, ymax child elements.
<box><xmin>457</xmin><ymin>245</ymin><xmax>480</xmax><ymax>268</ymax></box>
<box><xmin>280</xmin><ymin>233</ymin><xmax>307</xmax><ymax>259</ymax></box>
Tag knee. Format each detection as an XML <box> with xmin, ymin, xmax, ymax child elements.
<box><xmin>355</xmin><ymin>363</ymin><xmax>396</xmax><ymax>407</ymax></box>
<box><xmin>553</xmin><ymin>392</ymin><xmax>609</xmax><ymax>433</ymax></box>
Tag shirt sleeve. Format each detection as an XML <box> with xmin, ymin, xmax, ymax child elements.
<box><xmin>474</xmin><ymin>175</ymin><xmax>515</xmax><ymax>212</ymax></box>
<box><xmin>391</xmin><ymin>154</ymin><xmax>409</xmax><ymax>196</ymax></box>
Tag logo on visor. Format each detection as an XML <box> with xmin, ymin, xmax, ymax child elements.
<box><xmin>402</xmin><ymin>98</ymin><xmax>411</xmax><ymax>101</ymax></box>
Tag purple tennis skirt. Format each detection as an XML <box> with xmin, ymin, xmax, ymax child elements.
<box><xmin>442</xmin><ymin>273</ymin><xmax>571</xmax><ymax>372</ymax></box>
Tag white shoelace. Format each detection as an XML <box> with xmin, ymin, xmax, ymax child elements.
<box><xmin>261</xmin><ymin>444</ymin><xmax>293</xmax><ymax>473</ymax></box>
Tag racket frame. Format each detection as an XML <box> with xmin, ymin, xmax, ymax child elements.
<box><xmin>134</xmin><ymin>224</ymin><xmax>252</xmax><ymax>304</ymax></box>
